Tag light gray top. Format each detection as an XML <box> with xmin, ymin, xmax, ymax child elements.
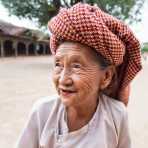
<box><xmin>16</xmin><ymin>94</ymin><xmax>131</xmax><ymax>148</ymax></box>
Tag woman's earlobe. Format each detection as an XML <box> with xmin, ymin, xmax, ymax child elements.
<box><xmin>100</xmin><ymin>77</ymin><xmax>111</xmax><ymax>90</ymax></box>
<box><xmin>100</xmin><ymin>66</ymin><xmax>115</xmax><ymax>90</ymax></box>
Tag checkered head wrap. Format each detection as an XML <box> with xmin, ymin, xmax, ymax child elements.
<box><xmin>48</xmin><ymin>3</ymin><xmax>142</xmax><ymax>105</ymax></box>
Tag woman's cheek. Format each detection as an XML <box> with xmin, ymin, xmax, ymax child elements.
<box><xmin>75</xmin><ymin>68</ymin><xmax>100</xmax><ymax>94</ymax></box>
<box><xmin>73</xmin><ymin>72</ymin><xmax>96</xmax><ymax>91</ymax></box>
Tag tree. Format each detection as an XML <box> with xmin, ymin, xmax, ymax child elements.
<box><xmin>0</xmin><ymin>0</ymin><xmax>145</xmax><ymax>27</ymax></box>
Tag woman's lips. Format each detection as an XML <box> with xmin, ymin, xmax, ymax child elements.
<box><xmin>60</xmin><ymin>89</ymin><xmax>76</xmax><ymax>97</ymax></box>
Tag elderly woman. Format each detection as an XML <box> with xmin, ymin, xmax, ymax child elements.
<box><xmin>16</xmin><ymin>3</ymin><xmax>142</xmax><ymax>148</ymax></box>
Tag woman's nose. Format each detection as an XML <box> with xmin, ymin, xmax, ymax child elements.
<box><xmin>59</xmin><ymin>69</ymin><xmax>73</xmax><ymax>86</ymax></box>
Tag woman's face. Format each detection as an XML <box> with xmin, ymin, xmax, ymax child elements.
<box><xmin>52</xmin><ymin>42</ymin><xmax>104</xmax><ymax>107</ymax></box>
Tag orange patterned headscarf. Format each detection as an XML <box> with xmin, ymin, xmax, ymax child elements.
<box><xmin>48</xmin><ymin>3</ymin><xmax>142</xmax><ymax>105</ymax></box>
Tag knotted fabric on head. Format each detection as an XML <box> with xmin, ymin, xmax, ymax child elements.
<box><xmin>48</xmin><ymin>3</ymin><xmax>142</xmax><ymax>105</ymax></box>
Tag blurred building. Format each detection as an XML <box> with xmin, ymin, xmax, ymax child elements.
<box><xmin>0</xmin><ymin>20</ymin><xmax>51</xmax><ymax>57</ymax></box>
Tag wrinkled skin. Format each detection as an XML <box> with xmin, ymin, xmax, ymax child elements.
<box><xmin>52</xmin><ymin>41</ymin><xmax>114</xmax><ymax>131</ymax></box>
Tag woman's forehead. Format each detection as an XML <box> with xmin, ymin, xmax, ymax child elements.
<box><xmin>56</xmin><ymin>42</ymin><xmax>93</xmax><ymax>58</ymax></box>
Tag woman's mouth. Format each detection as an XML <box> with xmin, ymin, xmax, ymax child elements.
<box><xmin>59</xmin><ymin>89</ymin><xmax>77</xmax><ymax>97</ymax></box>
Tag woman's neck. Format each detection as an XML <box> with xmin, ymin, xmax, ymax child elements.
<box><xmin>66</xmin><ymin>96</ymin><xmax>99</xmax><ymax>132</ymax></box>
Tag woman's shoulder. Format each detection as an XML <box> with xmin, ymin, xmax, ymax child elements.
<box><xmin>31</xmin><ymin>94</ymin><xmax>61</xmax><ymax>114</ymax></box>
<box><xmin>102</xmin><ymin>94</ymin><xmax>127</xmax><ymax>115</ymax></box>
<box><xmin>16</xmin><ymin>95</ymin><xmax>61</xmax><ymax>148</ymax></box>
<box><xmin>101</xmin><ymin>94</ymin><xmax>128</xmax><ymax>136</ymax></box>
<box><xmin>28</xmin><ymin>94</ymin><xmax>62</xmax><ymax>133</ymax></box>
<box><xmin>32</xmin><ymin>94</ymin><xmax>58</xmax><ymax>108</ymax></box>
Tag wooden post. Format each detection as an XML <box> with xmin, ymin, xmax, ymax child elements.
<box><xmin>34</xmin><ymin>43</ymin><xmax>38</xmax><ymax>56</ymax></box>
<box><xmin>26</xmin><ymin>43</ymin><xmax>29</xmax><ymax>56</ymax></box>
<box><xmin>13</xmin><ymin>41</ymin><xmax>18</xmax><ymax>57</ymax></box>
<box><xmin>43</xmin><ymin>44</ymin><xmax>46</xmax><ymax>55</ymax></box>
<box><xmin>0</xmin><ymin>38</ymin><xmax>4</xmax><ymax>57</ymax></box>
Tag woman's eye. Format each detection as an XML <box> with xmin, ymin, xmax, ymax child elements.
<box><xmin>54</xmin><ymin>62</ymin><xmax>63</xmax><ymax>73</ymax></box>
<box><xmin>55</xmin><ymin>62</ymin><xmax>61</xmax><ymax>67</ymax></box>
<box><xmin>72</xmin><ymin>63</ymin><xmax>81</xmax><ymax>69</ymax></box>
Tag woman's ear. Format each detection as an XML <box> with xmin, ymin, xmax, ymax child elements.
<box><xmin>100</xmin><ymin>65</ymin><xmax>115</xmax><ymax>90</ymax></box>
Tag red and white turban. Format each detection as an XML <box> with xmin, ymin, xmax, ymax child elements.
<box><xmin>48</xmin><ymin>3</ymin><xmax>142</xmax><ymax>105</ymax></box>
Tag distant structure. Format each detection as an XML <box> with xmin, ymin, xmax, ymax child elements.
<box><xmin>0</xmin><ymin>20</ymin><xmax>51</xmax><ymax>57</ymax></box>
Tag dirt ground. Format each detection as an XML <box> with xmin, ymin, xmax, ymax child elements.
<box><xmin>0</xmin><ymin>56</ymin><xmax>148</xmax><ymax>148</ymax></box>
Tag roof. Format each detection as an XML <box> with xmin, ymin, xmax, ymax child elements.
<box><xmin>0</xmin><ymin>20</ymin><xmax>49</xmax><ymax>41</ymax></box>
<box><xmin>0</xmin><ymin>20</ymin><xmax>27</xmax><ymax>36</ymax></box>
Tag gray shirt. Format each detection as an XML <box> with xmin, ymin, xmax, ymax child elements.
<box><xmin>16</xmin><ymin>94</ymin><xmax>131</xmax><ymax>148</ymax></box>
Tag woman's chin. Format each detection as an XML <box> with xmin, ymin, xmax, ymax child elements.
<box><xmin>60</xmin><ymin>96</ymin><xmax>75</xmax><ymax>107</ymax></box>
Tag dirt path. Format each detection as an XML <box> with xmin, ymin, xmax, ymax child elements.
<box><xmin>0</xmin><ymin>56</ymin><xmax>147</xmax><ymax>148</ymax></box>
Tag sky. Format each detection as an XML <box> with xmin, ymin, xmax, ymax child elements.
<box><xmin>130</xmin><ymin>0</ymin><xmax>148</xmax><ymax>43</ymax></box>
<box><xmin>0</xmin><ymin>1</ymin><xmax>148</xmax><ymax>43</ymax></box>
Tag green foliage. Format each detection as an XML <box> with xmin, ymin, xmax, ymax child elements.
<box><xmin>142</xmin><ymin>46</ymin><xmax>148</xmax><ymax>52</ymax></box>
<box><xmin>0</xmin><ymin>0</ymin><xmax>145</xmax><ymax>27</ymax></box>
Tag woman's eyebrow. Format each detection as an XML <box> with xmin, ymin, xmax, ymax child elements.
<box><xmin>69</xmin><ymin>55</ymin><xmax>85</xmax><ymax>62</ymax></box>
<box><xmin>54</xmin><ymin>55</ymin><xmax>64</xmax><ymax>61</ymax></box>
<box><xmin>54</xmin><ymin>54</ymin><xmax>87</xmax><ymax>63</ymax></box>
